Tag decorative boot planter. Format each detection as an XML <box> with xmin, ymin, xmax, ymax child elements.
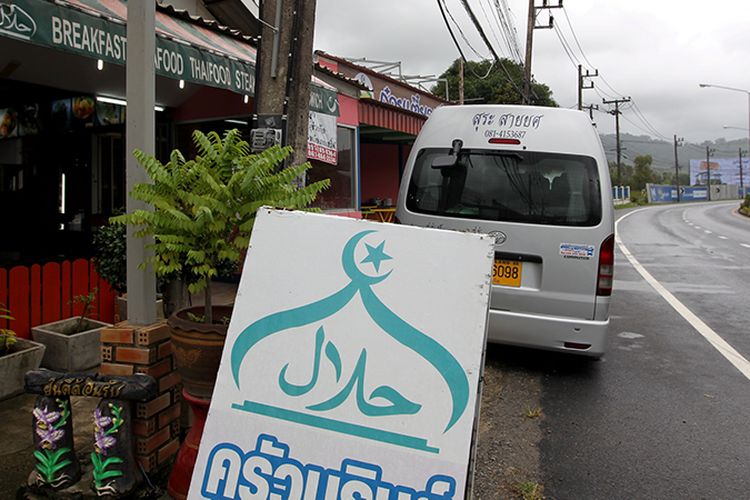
<box><xmin>0</xmin><ymin>338</ymin><xmax>45</xmax><ymax>400</ymax></box>
<box><xmin>32</xmin><ymin>317</ymin><xmax>112</xmax><ymax>372</ymax></box>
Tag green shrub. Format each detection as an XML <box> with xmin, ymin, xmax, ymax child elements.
<box><xmin>113</xmin><ymin>129</ymin><xmax>329</xmax><ymax>323</ymax></box>
<box><xmin>93</xmin><ymin>213</ymin><xmax>126</xmax><ymax>294</ymax></box>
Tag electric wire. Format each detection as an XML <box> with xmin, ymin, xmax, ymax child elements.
<box><xmin>441</xmin><ymin>0</ymin><xmax>490</xmax><ymax>60</ymax></box>
<box><xmin>456</xmin><ymin>0</ymin><xmax>529</xmax><ymax>99</ymax></box>
<box><xmin>477</xmin><ymin>0</ymin><xmax>509</xmax><ymax>60</ymax></box>
<box><xmin>552</xmin><ymin>22</ymin><xmax>581</xmax><ymax>71</ymax></box>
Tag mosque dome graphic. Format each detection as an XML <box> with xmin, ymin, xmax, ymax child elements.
<box><xmin>230</xmin><ymin>230</ymin><xmax>470</xmax><ymax>452</ymax></box>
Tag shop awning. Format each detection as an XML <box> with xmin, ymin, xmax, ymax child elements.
<box><xmin>359</xmin><ymin>99</ymin><xmax>426</xmax><ymax>137</ymax></box>
<box><xmin>0</xmin><ymin>0</ymin><xmax>338</xmax><ymax>113</ymax></box>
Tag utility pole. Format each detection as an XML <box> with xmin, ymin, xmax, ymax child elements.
<box><xmin>523</xmin><ymin>0</ymin><xmax>562</xmax><ymax>104</ymax></box>
<box><xmin>706</xmin><ymin>146</ymin><xmax>715</xmax><ymax>201</ymax></box>
<box><xmin>254</xmin><ymin>0</ymin><xmax>317</xmax><ymax>168</ymax></box>
<box><xmin>739</xmin><ymin>148</ymin><xmax>746</xmax><ymax>194</ymax></box>
<box><xmin>673</xmin><ymin>134</ymin><xmax>683</xmax><ymax>202</ymax></box>
<box><xmin>459</xmin><ymin>58</ymin><xmax>465</xmax><ymax>105</ymax></box>
<box><xmin>577</xmin><ymin>64</ymin><xmax>597</xmax><ymax>111</ymax></box>
<box><xmin>603</xmin><ymin>97</ymin><xmax>631</xmax><ymax>187</ymax></box>
<box><xmin>582</xmin><ymin>104</ymin><xmax>598</xmax><ymax>124</ymax></box>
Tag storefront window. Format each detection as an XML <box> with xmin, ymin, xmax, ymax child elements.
<box><xmin>308</xmin><ymin>125</ymin><xmax>356</xmax><ymax>210</ymax></box>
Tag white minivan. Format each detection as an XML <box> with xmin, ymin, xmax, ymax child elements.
<box><xmin>396</xmin><ymin>105</ymin><xmax>614</xmax><ymax>357</ymax></box>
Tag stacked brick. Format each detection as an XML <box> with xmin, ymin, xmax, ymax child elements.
<box><xmin>99</xmin><ymin>322</ymin><xmax>181</xmax><ymax>474</ymax></box>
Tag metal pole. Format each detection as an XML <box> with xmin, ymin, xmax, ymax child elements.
<box><xmin>739</xmin><ymin>147</ymin><xmax>744</xmax><ymax>194</ymax></box>
<box><xmin>706</xmin><ymin>146</ymin><xmax>712</xmax><ymax>201</ymax></box>
<box><xmin>125</xmin><ymin>0</ymin><xmax>157</xmax><ymax>324</ymax></box>
<box><xmin>674</xmin><ymin>134</ymin><xmax>680</xmax><ymax>202</ymax></box>
<box><xmin>459</xmin><ymin>58</ymin><xmax>464</xmax><ymax>105</ymax></box>
<box><xmin>577</xmin><ymin>64</ymin><xmax>582</xmax><ymax>111</ymax></box>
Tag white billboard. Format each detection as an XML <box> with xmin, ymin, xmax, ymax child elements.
<box><xmin>189</xmin><ymin>208</ymin><xmax>494</xmax><ymax>499</ymax></box>
<box><xmin>690</xmin><ymin>157</ymin><xmax>749</xmax><ymax>186</ymax></box>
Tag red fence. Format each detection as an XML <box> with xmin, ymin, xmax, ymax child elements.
<box><xmin>0</xmin><ymin>259</ymin><xmax>116</xmax><ymax>339</ymax></box>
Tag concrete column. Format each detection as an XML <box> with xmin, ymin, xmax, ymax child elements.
<box><xmin>125</xmin><ymin>0</ymin><xmax>157</xmax><ymax>324</ymax></box>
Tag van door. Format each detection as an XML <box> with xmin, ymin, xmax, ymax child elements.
<box><xmin>402</xmin><ymin>147</ymin><xmax>605</xmax><ymax>321</ymax></box>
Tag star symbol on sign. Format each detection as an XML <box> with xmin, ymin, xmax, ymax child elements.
<box><xmin>360</xmin><ymin>241</ymin><xmax>393</xmax><ymax>273</ymax></box>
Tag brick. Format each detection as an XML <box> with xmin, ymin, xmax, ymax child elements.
<box><xmin>138</xmin><ymin>453</ymin><xmax>157</xmax><ymax>473</ymax></box>
<box><xmin>136</xmin><ymin>425</ymin><xmax>171</xmax><ymax>455</ymax></box>
<box><xmin>99</xmin><ymin>362</ymin><xmax>134</xmax><ymax>376</ymax></box>
<box><xmin>137</xmin><ymin>392</ymin><xmax>171</xmax><ymax>419</ymax></box>
<box><xmin>158</xmin><ymin>437</ymin><xmax>180</xmax><ymax>464</ymax></box>
<box><xmin>132</xmin><ymin>417</ymin><xmax>157</xmax><ymax>437</ymax></box>
<box><xmin>115</xmin><ymin>346</ymin><xmax>157</xmax><ymax>365</ymax></box>
<box><xmin>157</xmin><ymin>340</ymin><xmax>173</xmax><ymax>359</ymax></box>
<box><xmin>136</xmin><ymin>322</ymin><xmax>171</xmax><ymax>346</ymax></box>
<box><xmin>100</xmin><ymin>327</ymin><xmax>135</xmax><ymax>345</ymax></box>
<box><xmin>157</xmin><ymin>402</ymin><xmax>181</xmax><ymax>429</ymax></box>
<box><xmin>158</xmin><ymin>371</ymin><xmax>181</xmax><ymax>393</ymax></box>
<box><xmin>134</xmin><ymin>357</ymin><xmax>173</xmax><ymax>378</ymax></box>
<box><xmin>170</xmin><ymin>420</ymin><xmax>180</xmax><ymax>438</ymax></box>
<box><xmin>101</xmin><ymin>345</ymin><xmax>113</xmax><ymax>362</ymax></box>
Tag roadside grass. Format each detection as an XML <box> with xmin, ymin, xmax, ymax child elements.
<box><xmin>524</xmin><ymin>407</ymin><xmax>542</xmax><ymax>419</ymax></box>
<box><xmin>614</xmin><ymin>202</ymin><xmax>641</xmax><ymax>210</ymax></box>
<box><xmin>512</xmin><ymin>480</ymin><xmax>545</xmax><ymax>500</ymax></box>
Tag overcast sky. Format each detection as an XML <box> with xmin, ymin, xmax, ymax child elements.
<box><xmin>311</xmin><ymin>0</ymin><xmax>750</xmax><ymax>149</ymax></box>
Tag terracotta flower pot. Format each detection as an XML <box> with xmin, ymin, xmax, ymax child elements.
<box><xmin>167</xmin><ymin>305</ymin><xmax>232</xmax><ymax>400</ymax></box>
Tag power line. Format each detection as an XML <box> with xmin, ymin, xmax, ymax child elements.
<box><xmin>441</xmin><ymin>0</ymin><xmax>489</xmax><ymax>60</ymax></box>
<box><xmin>457</xmin><ymin>0</ymin><xmax>527</xmax><ymax>99</ymax></box>
<box><xmin>493</xmin><ymin>0</ymin><xmax>522</xmax><ymax>62</ymax></box>
<box><xmin>552</xmin><ymin>22</ymin><xmax>580</xmax><ymax>71</ymax></box>
<box><xmin>477</xmin><ymin>0</ymin><xmax>509</xmax><ymax>60</ymax></box>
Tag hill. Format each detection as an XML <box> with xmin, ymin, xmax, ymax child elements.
<box><xmin>599</xmin><ymin>133</ymin><xmax>746</xmax><ymax>173</ymax></box>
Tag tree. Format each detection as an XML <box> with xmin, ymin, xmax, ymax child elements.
<box><xmin>631</xmin><ymin>155</ymin><xmax>655</xmax><ymax>191</ymax></box>
<box><xmin>431</xmin><ymin>58</ymin><xmax>557</xmax><ymax>106</ymax></box>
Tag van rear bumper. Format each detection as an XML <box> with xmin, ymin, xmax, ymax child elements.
<box><xmin>487</xmin><ymin>308</ymin><xmax>609</xmax><ymax>357</ymax></box>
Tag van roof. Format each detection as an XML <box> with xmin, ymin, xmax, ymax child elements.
<box><xmin>416</xmin><ymin>105</ymin><xmax>604</xmax><ymax>158</ymax></box>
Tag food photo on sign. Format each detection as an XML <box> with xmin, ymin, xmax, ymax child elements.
<box><xmin>308</xmin><ymin>110</ymin><xmax>338</xmax><ymax>165</ymax></box>
<box><xmin>189</xmin><ymin>208</ymin><xmax>494</xmax><ymax>499</ymax></box>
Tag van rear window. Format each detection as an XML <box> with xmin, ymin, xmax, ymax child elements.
<box><xmin>405</xmin><ymin>148</ymin><xmax>602</xmax><ymax>226</ymax></box>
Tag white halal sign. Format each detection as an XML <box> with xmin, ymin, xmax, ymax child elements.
<box><xmin>190</xmin><ymin>208</ymin><xmax>494</xmax><ymax>499</ymax></box>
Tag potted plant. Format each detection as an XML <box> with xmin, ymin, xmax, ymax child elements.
<box><xmin>31</xmin><ymin>290</ymin><xmax>112</xmax><ymax>372</ymax></box>
<box><xmin>114</xmin><ymin>129</ymin><xmax>329</xmax><ymax>399</ymax></box>
<box><xmin>1</xmin><ymin>304</ymin><xmax>46</xmax><ymax>400</ymax></box>
<box><xmin>93</xmin><ymin>214</ymin><xmax>169</xmax><ymax>320</ymax></box>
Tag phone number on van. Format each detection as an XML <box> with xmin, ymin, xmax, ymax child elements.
<box><xmin>484</xmin><ymin>129</ymin><xmax>527</xmax><ymax>139</ymax></box>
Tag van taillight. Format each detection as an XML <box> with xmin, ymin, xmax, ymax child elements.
<box><xmin>488</xmin><ymin>138</ymin><xmax>521</xmax><ymax>145</ymax></box>
<box><xmin>596</xmin><ymin>234</ymin><xmax>614</xmax><ymax>296</ymax></box>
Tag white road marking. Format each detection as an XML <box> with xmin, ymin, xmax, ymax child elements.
<box><xmin>718</xmin><ymin>236</ymin><xmax>728</xmax><ymax>240</ymax></box>
<box><xmin>704</xmin><ymin>230</ymin><xmax>712</xmax><ymax>234</ymax></box>
<box><xmin>617</xmin><ymin>208</ymin><xmax>750</xmax><ymax>381</ymax></box>
<box><xmin>694</xmin><ymin>225</ymin><xmax>702</xmax><ymax>229</ymax></box>
<box><xmin>741</xmin><ymin>243</ymin><xmax>750</xmax><ymax>249</ymax></box>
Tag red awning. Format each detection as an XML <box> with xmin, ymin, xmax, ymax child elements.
<box><xmin>358</xmin><ymin>100</ymin><xmax>427</xmax><ymax>137</ymax></box>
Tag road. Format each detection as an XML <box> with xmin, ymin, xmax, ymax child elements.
<box><xmin>477</xmin><ymin>201</ymin><xmax>750</xmax><ymax>499</ymax></box>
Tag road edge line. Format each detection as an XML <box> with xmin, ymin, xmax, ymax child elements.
<box><xmin>616</xmin><ymin>208</ymin><xmax>750</xmax><ymax>381</ymax></box>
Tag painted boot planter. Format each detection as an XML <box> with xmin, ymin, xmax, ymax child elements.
<box><xmin>32</xmin><ymin>317</ymin><xmax>112</xmax><ymax>372</ymax></box>
<box><xmin>31</xmin><ymin>395</ymin><xmax>81</xmax><ymax>489</ymax></box>
<box><xmin>24</xmin><ymin>369</ymin><xmax>157</xmax><ymax>498</ymax></box>
<box><xmin>168</xmin><ymin>305</ymin><xmax>232</xmax><ymax>400</ymax></box>
<box><xmin>91</xmin><ymin>398</ymin><xmax>137</xmax><ymax>496</ymax></box>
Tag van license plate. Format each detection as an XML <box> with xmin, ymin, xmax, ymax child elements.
<box><xmin>492</xmin><ymin>259</ymin><xmax>522</xmax><ymax>287</ymax></box>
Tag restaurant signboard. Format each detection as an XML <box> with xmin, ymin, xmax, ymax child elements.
<box><xmin>189</xmin><ymin>209</ymin><xmax>493</xmax><ymax>499</ymax></box>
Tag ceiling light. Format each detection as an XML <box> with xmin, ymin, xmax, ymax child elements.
<box><xmin>179</xmin><ymin>79</ymin><xmax>185</xmax><ymax>89</ymax></box>
<box><xmin>225</xmin><ymin>119</ymin><xmax>248</xmax><ymax>125</ymax></box>
<box><xmin>96</xmin><ymin>96</ymin><xmax>165</xmax><ymax>112</ymax></box>
<box><xmin>97</xmin><ymin>59</ymin><xmax>104</xmax><ymax>71</ymax></box>
<box><xmin>243</xmin><ymin>95</ymin><xmax>249</xmax><ymax>104</ymax></box>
